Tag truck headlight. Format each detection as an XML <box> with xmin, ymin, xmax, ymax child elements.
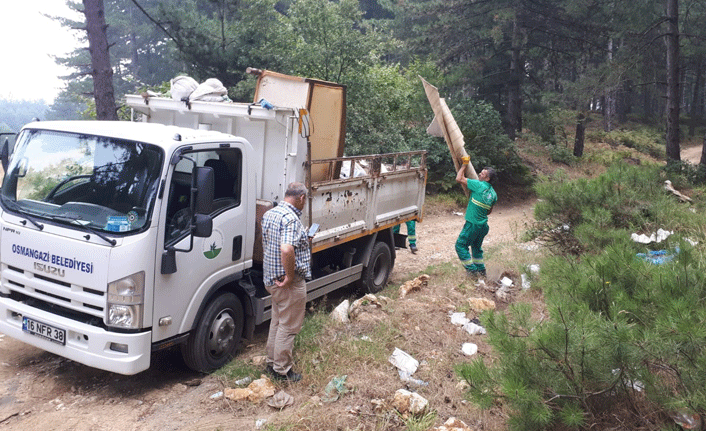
<box><xmin>107</xmin><ymin>272</ymin><xmax>144</xmax><ymax>329</ymax></box>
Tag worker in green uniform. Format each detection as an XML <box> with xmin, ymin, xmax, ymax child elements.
<box><xmin>393</xmin><ymin>221</ymin><xmax>417</xmax><ymax>253</ymax></box>
<box><xmin>455</xmin><ymin>158</ymin><xmax>497</xmax><ymax>277</ymax></box>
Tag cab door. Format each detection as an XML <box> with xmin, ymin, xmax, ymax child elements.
<box><xmin>152</xmin><ymin>144</ymin><xmax>249</xmax><ymax>342</ymax></box>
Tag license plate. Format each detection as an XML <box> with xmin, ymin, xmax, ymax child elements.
<box><xmin>22</xmin><ymin>316</ymin><xmax>66</xmax><ymax>346</ymax></box>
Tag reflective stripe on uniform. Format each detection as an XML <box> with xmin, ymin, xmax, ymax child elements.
<box><xmin>471</xmin><ymin>198</ymin><xmax>492</xmax><ymax>211</ymax></box>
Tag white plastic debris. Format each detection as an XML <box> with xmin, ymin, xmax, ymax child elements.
<box><xmin>501</xmin><ymin>277</ymin><xmax>513</xmax><ymax>287</ymax></box>
<box><xmin>631</xmin><ymin>228</ymin><xmax>673</xmax><ymax>244</ymax></box>
<box><xmin>461</xmin><ymin>343</ymin><xmax>478</xmax><ymax>356</ymax></box>
<box><xmin>449</xmin><ymin>312</ymin><xmax>470</xmax><ymax>326</ymax></box>
<box><xmin>255</xmin><ymin>419</ymin><xmax>268</xmax><ymax>429</ymax></box>
<box><xmin>209</xmin><ymin>391</ymin><xmax>223</xmax><ymax>399</ymax></box>
<box><xmin>389</xmin><ymin>348</ymin><xmax>419</xmax><ymax>375</ymax></box>
<box><xmin>234</xmin><ymin>376</ymin><xmax>252</xmax><ymax>386</ymax></box>
<box><xmin>462</xmin><ymin>322</ymin><xmax>486</xmax><ymax>335</ymax></box>
<box><xmin>398</xmin><ymin>370</ymin><xmax>428</xmax><ymax>386</ymax></box>
<box><xmin>528</xmin><ymin>264</ymin><xmax>540</xmax><ymax>274</ymax></box>
<box><xmin>521</xmin><ymin>274</ymin><xmax>531</xmax><ymax>290</ymax></box>
<box><xmin>453</xmin><ymin>211</ymin><xmax>464</xmax><ymax>216</ymax></box>
<box><xmin>331</xmin><ymin>299</ymin><xmax>350</xmax><ymax>323</ymax></box>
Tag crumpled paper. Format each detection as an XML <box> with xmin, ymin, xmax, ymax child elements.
<box><xmin>266</xmin><ymin>390</ymin><xmax>294</xmax><ymax>409</ymax></box>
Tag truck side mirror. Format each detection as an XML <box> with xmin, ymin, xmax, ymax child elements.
<box><xmin>0</xmin><ymin>133</ymin><xmax>17</xmax><ymax>174</ymax></box>
<box><xmin>193</xmin><ymin>166</ymin><xmax>214</xmax><ymax>214</ymax></box>
<box><xmin>1</xmin><ymin>138</ymin><xmax>9</xmax><ymax>173</ymax></box>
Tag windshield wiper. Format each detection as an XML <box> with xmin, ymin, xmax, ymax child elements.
<box><xmin>1</xmin><ymin>198</ymin><xmax>44</xmax><ymax>230</ymax></box>
<box><xmin>49</xmin><ymin>215</ymin><xmax>117</xmax><ymax>247</ymax></box>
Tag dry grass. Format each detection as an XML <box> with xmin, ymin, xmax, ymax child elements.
<box><xmin>240</xmin><ymin>259</ymin><xmax>552</xmax><ymax>431</ymax></box>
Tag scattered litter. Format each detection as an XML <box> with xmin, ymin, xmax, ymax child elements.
<box><xmin>350</xmin><ymin>294</ymin><xmax>390</xmax><ymax>321</ymax></box>
<box><xmin>631</xmin><ymin>228</ymin><xmax>673</xmax><ymax>244</ymax></box>
<box><xmin>461</xmin><ymin>343</ymin><xmax>478</xmax><ymax>356</ymax></box>
<box><xmin>500</xmin><ymin>277</ymin><xmax>513</xmax><ymax>287</ymax></box>
<box><xmin>267</xmin><ymin>390</ymin><xmax>294</xmax><ymax>409</ymax></box>
<box><xmin>449</xmin><ymin>312</ymin><xmax>470</xmax><ymax>326</ymax></box>
<box><xmin>671</xmin><ymin>410</ymin><xmax>702</xmax><ymax>430</ymax></box>
<box><xmin>528</xmin><ymin>264</ymin><xmax>540</xmax><ymax>274</ymax></box>
<box><xmin>360</xmin><ymin>335</ymin><xmax>371</xmax><ymax>341</ymax></box>
<box><xmin>453</xmin><ymin>211</ymin><xmax>464</xmax><ymax>216</ymax></box>
<box><xmin>612</xmin><ymin>368</ymin><xmax>644</xmax><ymax>392</ymax></box>
<box><xmin>389</xmin><ymin>348</ymin><xmax>419</xmax><ymax>375</ymax></box>
<box><xmin>520</xmin><ymin>243</ymin><xmax>539</xmax><ymax>251</ymax></box>
<box><xmin>636</xmin><ymin>249</ymin><xmax>677</xmax><ymax>265</ymax></box>
<box><xmin>255</xmin><ymin>418</ymin><xmax>268</xmax><ymax>429</ymax></box>
<box><xmin>467</xmin><ymin>297</ymin><xmax>496</xmax><ymax>312</ymax></box>
<box><xmin>225</xmin><ymin>375</ymin><xmax>276</xmax><ymax>403</ymax></box>
<box><xmin>391</xmin><ymin>389</ymin><xmax>428</xmax><ymax>416</ymax></box>
<box><xmin>331</xmin><ymin>299</ymin><xmax>350</xmax><ymax>323</ymax></box>
<box><xmin>495</xmin><ymin>286</ymin><xmax>511</xmax><ymax>302</ymax></box>
<box><xmin>251</xmin><ymin>355</ymin><xmax>267</xmax><ymax>367</ymax></box>
<box><xmin>234</xmin><ymin>376</ymin><xmax>252</xmax><ymax>386</ymax></box>
<box><xmin>209</xmin><ymin>391</ymin><xmax>223</xmax><ymax>400</ymax></box>
<box><xmin>521</xmin><ymin>274</ymin><xmax>531</xmax><ymax>290</ymax></box>
<box><xmin>399</xmin><ymin>274</ymin><xmax>430</xmax><ymax>298</ymax></box>
<box><xmin>322</xmin><ymin>375</ymin><xmax>350</xmax><ymax>402</ymax></box>
<box><xmin>664</xmin><ymin>180</ymin><xmax>693</xmax><ymax>202</ymax></box>
<box><xmin>434</xmin><ymin>417</ymin><xmax>473</xmax><ymax>431</ymax></box>
<box><xmin>462</xmin><ymin>321</ymin><xmax>486</xmax><ymax>335</ymax></box>
<box><xmin>398</xmin><ymin>370</ymin><xmax>428</xmax><ymax>387</ymax></box>
<box><xmin>371</xmin><ymin>398</ymin><xmax>387</xmax><ymax>413</ymax></box>
<box><xmin>224</xmin><ymin>387</ymin><xmax>251</xmax><ymax>401</ymax></box>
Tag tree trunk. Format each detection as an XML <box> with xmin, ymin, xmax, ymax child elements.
<box><xmin>700</xmin><ymin>129</ymin><xmax>706</xmax><ymax>166</ymax></box>
<box><xmin>665</xmin><ymin>0</ymin><xmax>681</xmax><ymax>161</ymax></box>
<box><xmin>574</xmin><ymin>114</ymin><xmax>585</xmax><ymax>157</ymax></box>
<box><xmin>505</xmin><ymin>15</ymin><xmax>523</xmax><ymax>140</ymax></box>
<box><xmin>603</xmin><ymin>38</ymin><xmax>615</xmax><ymax>132</ymax></box>
<box><xmin>689</xmin><ymin>55</ymin><xmax>704</xmax><ymax>137</ymax></box>
<box><xmin>83</xmin><ymin>0</ymin><xmax>118</xmax><ymax>121</ymax></box>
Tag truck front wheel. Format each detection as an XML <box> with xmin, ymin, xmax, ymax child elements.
<box><xmin>181</xmin><ymin>292</ymin><xmax>244</xmax><ymax>372</ymax></box>
<box><xmin>358</xmin><ymin>241</ymin><xmax>393</xmax><ymax>294</ymax></box>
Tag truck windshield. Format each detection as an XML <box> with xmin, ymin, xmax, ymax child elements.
<box><xmin>0</xmin><ymin>129</ymin><xmax>163</xmax><ymax>234</ymax></box>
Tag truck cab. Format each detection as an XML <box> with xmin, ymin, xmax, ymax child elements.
<box><xmin>0</xmin><ymin>121</ymin><xmax>254</xmax><ymax>374</ymax></box>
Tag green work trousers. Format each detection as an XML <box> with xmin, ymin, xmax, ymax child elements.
<box><xmin>455</xmin><ymin>221</ymin><xmax>489</xmax><ymax>272</ymax></box>
<box><xmin>393</xmin><ymin>221</ymin><xmax>416</xmax><ymax>246</ymax></box>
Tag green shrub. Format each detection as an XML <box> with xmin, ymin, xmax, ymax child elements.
<box><xmin>459</xmin><ymin>163</ymin><xmax>706</xmax><ymax>429</ymax></box>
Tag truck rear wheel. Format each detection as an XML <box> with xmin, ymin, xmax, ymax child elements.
<box><xmin>181</xmin><ymin>292</ymin><xmax>244</xmax><ymax>372</ymax></box>
<box><xmin>358</xmin><ymin>241</ymin><xmax>393</xmax><ymax>294</ymax></box>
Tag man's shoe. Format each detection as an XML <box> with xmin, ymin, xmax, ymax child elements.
<box><xmin>265</xmin><ymin>364</ymin><xmax>276</xmax><ymax>377</ymax></box>
<box><xmin>271</xmin><ymin>368</ymin><xmax>302</xmax><ymax>383</ymax></box>
<box><xmin>409</xmin><ymin>244</ymin><xmax>418</xmax><ymax>254</ymax></box>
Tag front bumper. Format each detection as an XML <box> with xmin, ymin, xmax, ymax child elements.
<box><xmin>0</xmin><ymin>297</ymin><xmax>151</xmax><ymax>375</ymax></box>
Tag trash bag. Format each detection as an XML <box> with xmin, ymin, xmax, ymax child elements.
<box><xmin>170</xmin><ymin>75</ymin><xmax>198</xmax><ymax>100</ymax></box>
<box><xmin>190</xmin><ymin>78</ymin><xmax>228</xmax><ymax>102</ymax></box>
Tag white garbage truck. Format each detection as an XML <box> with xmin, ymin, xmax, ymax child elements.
<box><xmin>0</xmin><ymin>71</ymin><xmax>426</xmax><ymax>375</ymax></box>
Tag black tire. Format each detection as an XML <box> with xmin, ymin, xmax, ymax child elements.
<box><xmin>181</xmin><ymin>292</ymin><xmax>244</xmax><ymax>372</ymax></box>
<box><xmin>358</xmin><ymin>241</ymin><xmax>393</xmax><ymax>294</ymax></box>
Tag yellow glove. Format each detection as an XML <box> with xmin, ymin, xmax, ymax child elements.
<box><xmin>461</xmin><ymin>155</ymin><xmax>470</xmax><ymax>165</ymax></box>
